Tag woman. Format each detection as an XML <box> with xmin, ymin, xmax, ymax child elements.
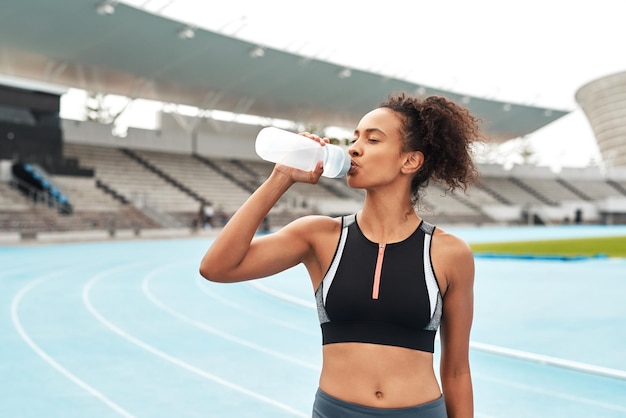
<box><xmin>200</xmin><ymin>92</ymin><xmax>481</xmax><ymax>418</ymax></box>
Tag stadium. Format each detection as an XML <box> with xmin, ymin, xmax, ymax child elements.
<box><xmin>2</xmin><ymin>0</ymin><xmax>626</xmax><ymax>239</ymax></box>
<box><xmin>1</xmin><ymin>1</ymin><xmax>626</xmax><ymax>417</ymax></box>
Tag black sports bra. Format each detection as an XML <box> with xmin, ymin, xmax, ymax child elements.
<box><xmin>315</xmin><ymin>214</ymin><xmax>442</xmax><ymax>352</ymax></box>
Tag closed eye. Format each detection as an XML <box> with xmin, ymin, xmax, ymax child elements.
<box><xmin>350</xmin><ymin>137</ymin><xmax>379</xmax><ymax>144</ymax></box>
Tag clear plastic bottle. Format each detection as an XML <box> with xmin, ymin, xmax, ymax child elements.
<box><xmin>255</xmin><ymin>127</ymin><xmax>351</xmax><ymax>178</ymax></box>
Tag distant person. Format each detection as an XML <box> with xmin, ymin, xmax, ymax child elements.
<box><xmin>196</xmin><ymin>203</ymin><xmax>205</xmax><ymax>229</ymax></box>
<box><xmin>575</xmin><ymin>208</ymin><xmax>583</xmax><ymax>224</ymax></box>
<box><xmin>202</xmin><ymin>201</ymin><xmax>215</xmax><ymax>229</ymax></box>
<box><xmin>217</xmin><ymin>205</ymin><xmax>229</xmax><ymax>227</ymax></box>
<box><xmin>200</xmin><ymin>93</ymin><xmax>482</xmax><ymax>418</ymax></box>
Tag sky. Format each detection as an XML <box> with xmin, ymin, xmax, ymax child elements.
<box><xmin>88</xmin><ymin>0</ymin><xmax>626</xmax><ymax>170</ymax></box>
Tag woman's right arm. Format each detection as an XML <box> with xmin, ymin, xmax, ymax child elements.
<box><xmin>199</xmin><ymin>159</ymin><xmax>324</xmax><ymax>283</ymax></box>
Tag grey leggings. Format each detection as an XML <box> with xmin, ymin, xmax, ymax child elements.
<box><xmin>312</xmin><ymin>388</ymin><xmax>448</xmax><ymax>418</ymax></box>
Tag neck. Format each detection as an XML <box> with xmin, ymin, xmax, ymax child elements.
<box><xmin>358</xmin><ymin>193</ymin><xmax>420</xmax><ymax>244</ymax></box>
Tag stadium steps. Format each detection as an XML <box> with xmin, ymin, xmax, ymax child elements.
<box><xmin>473</xmin><ymin>183</ymin><xmax>511</xmax><ymax>205</ymax></box>
<box><xmin>555</xmin><ymin>178</ymin><xmax>593</xmax><ymax>201</ymax></box>
<box><xmin>121</xmin><ymin>148</ymin><xmax>206</xmax><ymax>203</ymax></box>
<box><xmin>508</xmin><ymin>177</ymin><xmax>558</xmax><ymax>206</ymax></box>
<box><xmin>432</xmin><ymin>183</ymin><xmax>485</xmax><ymax>213</ymax></box>
<box><xmin>606</xmin><ymin>179</ymin><xmax>626</xmax><ymax>197</ymax></box>
<box><xmin>229</xmin><ymin>159</ymin><xmax>264</xmax><ymax>186</ymax></box>
<box><xmin>93</xmin><ymin>178</ymin><xmax>170</xmax><ymax>228</ymax></box>
<box><xmin>0</xmin><ymin>181</ymin><xmax>31</xmax><ymax>211</ymax></box>
<box><xmin>316</xmin><ymin>178</ymin><xmax>358</xmax><ymax>199</ymax></box>
<box><xmin>95</xmin><ymin>178</ymin><xmax>129</xmax><ymax>205</ymax></box>
<box><xmin>193</xmin><ymin>154</ymin><xmax>257</xmax><ymax>193</ymax></box>
<box><xmin>0</xmin><ymin>203</ymin><xmax>159</xmax><ymax>233</ymax></box>
<box><xmin>52</xmin><ymin>175</ymin><xmax>123</xmax><ymax>212</ymax></box>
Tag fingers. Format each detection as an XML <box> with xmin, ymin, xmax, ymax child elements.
<box><xmin>270</xmin><ymin>132</ymin><xmax>327</xmax><ymax>183</ymax></box>
<box><xmin>273</xmin><ymin>160</ymin><xmax>323</xmax><ymax>184</ymax></box>
<box><xmin>305</xmin><ymin>160</ymin><xmax>324</xmax><ymax>184</ymax></box>
<box><xmin>299</xmin><ymin>132</ymin><xmax>330</xmax><ymax>146</ymax></box>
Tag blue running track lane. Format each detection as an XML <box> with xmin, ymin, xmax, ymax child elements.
<box><xmin>2</xmin><ymin>225</ymin><xmax>626</xmax><ymax>417</ymax></box>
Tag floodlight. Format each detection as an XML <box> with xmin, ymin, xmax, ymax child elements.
<box><xmin>338</xmin><ymin>68</ymin><xmax>352</xmax><ymax>79</ymax></box>
<box><xmin>96</xmin><ymin>0</ymin><xmax>116</xmax><ymax>15</ymax></box>
<box><xmin>249</xmin><ymin>46</ymin><xmax>265</xmax><ymax>58</ymax></box>
<box><xmin>177</xmin><ymin>26</ymin><xmax>195</xmax><ymax>39</ymax></box>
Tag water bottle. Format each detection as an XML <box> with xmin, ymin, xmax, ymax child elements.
<box><xmin>255</xmin><ymin>127</ymin><xmax>351</xmax><ymax>178</ymax></box>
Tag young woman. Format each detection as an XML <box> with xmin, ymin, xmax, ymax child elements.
<box><xmin>200</xmin><ymin>92</ymin><xmax>482</xmax><ymax>418</ymax></box>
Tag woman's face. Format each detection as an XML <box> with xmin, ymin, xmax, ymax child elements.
<box><xmin>347</xmin><ymin>107</ymin><xmax>412</xmax><ymax>189</ymax></box>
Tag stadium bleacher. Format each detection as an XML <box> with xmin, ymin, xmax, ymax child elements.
<box><xmin>1</xmin><ymin>0</ymin><xmax>625</xmax><ymax>241</ymax></box>
<box><xmin>3</xmin><ymin>128</ymin><xmax>626</xmax><ymax>238</ymax></box>
<box><xmin>2</xmin><ymin>101</ymin><xmax>626</xmax><ymax>237</ymax></box>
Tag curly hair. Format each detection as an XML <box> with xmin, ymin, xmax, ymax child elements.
<box><xmin>379</xmin><ymin>92</ymin><xmax>483</xmax><ymax>206</ymax></box>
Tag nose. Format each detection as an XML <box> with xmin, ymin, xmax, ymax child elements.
<box><xmin>348</xmin><ymin>141</ymin><xmax>360</xmax><ymax>157</ymax></box>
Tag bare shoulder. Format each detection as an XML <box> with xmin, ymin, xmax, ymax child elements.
<box><xmin>432</xmin><ymin>227</ymin><xmax>473</xmax><ymax>258</ymax></box>
<box><xmin>281</xmin><ymin>215</ymin><xmax>344</xmax><ymax>287</ymax></box>
<box><xmin>431</xmin><ymin>226</ymin><xmax>475</xmax><ymax>292</ymax></box>
<box><xmin>277</xmin><ymin>214</ymin><xmax>344</xmax><ymax>251</ymax></box>
<box><xmin>282</xmin><ymin>214</ymin><xmax>342</xmax><ymax>236</ymax></box>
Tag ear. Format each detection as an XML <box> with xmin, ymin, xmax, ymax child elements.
<box><xmin>401</xmin><ymin>151</ymin><xmax>424</xmax><ymax>174</ymax></box>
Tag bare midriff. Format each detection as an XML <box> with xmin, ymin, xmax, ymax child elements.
<box><xmin>319</xmin><ymin>342</ymin><xmax>442</xmax><ymax>408</ymax></box>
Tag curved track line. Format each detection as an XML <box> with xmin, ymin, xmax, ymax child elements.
<box><xmin>11</xmin><ymin>270</ymin><xmax>136</xmax><ymax>418</ymax></box>
<box><xmin>142</xmin><ymin>264</ymin><xmax>318</xmax><ymax>370</ymax></box>
<box><xmin>83</xmin><ymin>266</ymin><xmax>308</xmax><ymax>418</ymax></box>
<box><xmin>475</xmin><ymin>373</ymin><xmax>626</xmax><ymax>413</ymax></box>
<box><xmin>471</xmin><ymin>341</ymin><xmax>626</xmax><ymax>381</ymax></box>
<box><xmin>251</xmin><ymin>274</ymin><xmax>626</xmax><ymax>381</ymax></box>
<box><xmin>195</xmin><ymin>275</ymin><xmax>317</xmax><ymax>336</ymax></box>
<box><xmin>249</xmin><ymin>281</ymin><xmax>316</xmax><ymax>309</ymax></box>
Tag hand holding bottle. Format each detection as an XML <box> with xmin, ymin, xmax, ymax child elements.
<box><xmin>273</xmin><ymin>134</ymin><xmax>325</xmax><ymax>184</ymax></box>
<box><xmin>255</xmin><ymin>127</ymin><xmax>351</xmax><ymax>179</ymax></box>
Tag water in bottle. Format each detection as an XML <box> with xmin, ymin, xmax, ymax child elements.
<box><xmin>255</xmin><ymin>127</ymin><xmax>351</xmax><ymax>178</ymax></box>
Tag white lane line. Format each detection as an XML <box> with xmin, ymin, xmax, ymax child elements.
<box><xmin>249</xmin><ymin>281</ymin><xmax>316</xmax><ymax>309</ymax></box>
<box><xmin>195</xmin><ymin>275</ymin><xmax>318</xmax><ymax>336</ymax></box>
<box><xmin>142</xmin><ymin>264</ymin><xmax>318</xmax><ymax>370</ymax></box>
<box><xmin>11</xmin><ymin>270</ymin><xmax>136</xmax><ymax>418</ymax></box>
<box><xmin>84</xmin><ymin>266</ymin><xmax>308</xmax><ymax>418</ymax></box>
<box><xmin>474</xmin><ymin>373</ymin><xmax>626</xmax><ymax>413</ymax></box>
<box><xmin>197</xmin><ymin>272</ymin><xmax>500</xmax><ymax>417</ymax></box>
<box><xmin>250</xmin><ymin>275</ymin><xmax>626</xmax><ymax>382</ymax></box>
<box><xmin>471</xmin><ymin>341</ymin><xmax>626</xmax><ymax>381</ymax></box>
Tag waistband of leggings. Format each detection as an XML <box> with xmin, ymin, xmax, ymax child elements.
<box><xmin>316</xmin><ymin>388</ymin><xmax>445</xmax><ymax>413</ymax></box>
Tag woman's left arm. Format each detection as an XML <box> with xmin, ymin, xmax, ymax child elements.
<box><xmin>434</xmin><ymin>232</ymin><xmax>475</xmax><ymax>418</ymax></box>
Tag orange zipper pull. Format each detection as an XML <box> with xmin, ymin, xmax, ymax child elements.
<box><xmin>372</xmin><ymin>243</ymin><xmax>386</xmax><ymax>299</ymax></box>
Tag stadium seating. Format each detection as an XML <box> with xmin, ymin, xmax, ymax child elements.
<box><xmin>3</xmin><ymin>139</ymin><xmax>626</xmax><ymax>235</ymax></box>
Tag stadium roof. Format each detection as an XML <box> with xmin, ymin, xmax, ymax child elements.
<box><xmin>0</xmin><ymin>0</ymin><xmax>569</xmax><ymax>141</ymax></box>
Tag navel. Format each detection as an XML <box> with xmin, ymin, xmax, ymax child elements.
<box><xmin>375</xmin><ymin>390</ymin><xmax>384</xmax><ymax>399</ymax></box>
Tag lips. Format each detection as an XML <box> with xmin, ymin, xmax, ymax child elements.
<box><xmin>348</xmin><ymin>160</ymin><xmax>358</xmax><ymax>174</ymax></box>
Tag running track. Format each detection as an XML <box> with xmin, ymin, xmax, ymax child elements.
<box><xmin>2</xmin><ymin>225</ymin><xmax>626</xmax><ymax>417</ymax></box>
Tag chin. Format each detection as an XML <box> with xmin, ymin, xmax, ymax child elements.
<box><xmin>346</xmin><ymin>176</ymin><xmax>365</xmax><ymax>189</ymax></box>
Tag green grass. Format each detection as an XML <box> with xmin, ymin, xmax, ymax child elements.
<box><xmin>470</xmin><ymin>235</ymin><xmax>626</xmax><ymax>258</ymax></box>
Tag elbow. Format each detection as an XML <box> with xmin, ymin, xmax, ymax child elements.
<box><xmin>199</xmin><ymin>260</ymin><xmax>232</xmax><ymax>283</ymax></box>
<box><xmin>199</xmin><ymin>261</ymin><xmax>221</xmax><ymax>282</ymax></box>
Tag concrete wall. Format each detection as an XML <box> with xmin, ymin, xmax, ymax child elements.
<box><xmin>61</xmin><ymin>118</ymin><xmax>263</xmax><ymax>161</ymax></box>
<box><xmin>62</xmin><ymin>119</ymin><xmax>192</xmax><ymax>154</ymax></box>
